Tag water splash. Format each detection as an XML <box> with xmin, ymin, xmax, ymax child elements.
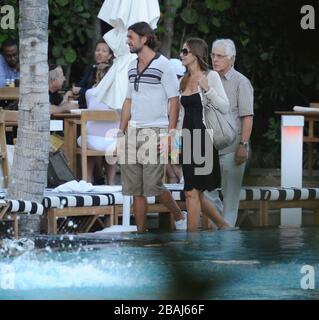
<box><xmin>0</xmin><ymin>247</ymin><xmax>155</xmax><ymax>291</ymax></box>
<box><xmin>0</xmin><ymin>238</ymin><xmax>35</xmax><ymax>257</ymax></box>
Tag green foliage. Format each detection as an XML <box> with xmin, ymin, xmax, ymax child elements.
<box><xmin>263</xmin><ymin>118</ymin><xmax>280</xmax><ymax>145</ymax></box>
<box><xmin>254</xmin><ymin>117</ymin><xmax>281</xmax><ymax>168</ymax></box>
<box><xmin>55</xmin><ymin>0</ymin><xmax>69</xmax><ymax>6</ymax></box>
<box><xmin>205</xmin><ymin>0</ymin><xmax>232</xmax><ymax>11</ymax></box>
<box><xmin>2</xmin><ymin>0</ymin><xmax>319</xmax><ymax>169</ymax></box>
<box><xmin>180</xmin><ymin>8</ymin><xmax>199</xmax><ymax>24</ymax></box>
<box><xmin>0</xmin><ymin>1</ymin><xmax>99</xmax><ymax>75</ymax></box>
<box><xmin>158</xmin><ymin>0</ymin><xmax>319</xmax><ymax>168</ymax></box>
<box><xmin>48</xmin><ymin>0</ymin><xmax>100</xmax><ymax>68</ymax></box>
<box><xmin>0</xmin><ymin>0</ymin><xmax>19</xmax><ymax>44</ymax></box>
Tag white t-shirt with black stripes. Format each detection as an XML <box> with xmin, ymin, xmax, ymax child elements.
<box><xmin>126</xmin><ymin>54</ymin><xmax>179</xmax><ymax>128</ymax></box>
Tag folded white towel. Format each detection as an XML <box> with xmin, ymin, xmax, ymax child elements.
<box><xmin>53</xmin><ymin>180</ymin><xmax>94</xmax><ymax>193</ymax></box>
<box><xmin>293</xmin><ymin>106</ymin><xmax>319</xmax><ymax>112</ymax></box>
<box><xmin>51</xmin><ymin>180</ymin><xmax>122</xmax><ymax>193</ymax></box>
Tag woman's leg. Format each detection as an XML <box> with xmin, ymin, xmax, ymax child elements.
<box><xmin>87</xmin><ymin>157</ymin><xmax>100</xmax><ymax>183</ymax></box>
<box><xmin>171</xmin><ymin>164</ymin><xmax>182</xmax><ymax>182</ymax></box>
<box><xmin>199</xmin><ymin>192</ymin><xmax>230</xmax><ymax>229</ymax></box>
<box><xmin>93</xmin><ymin>157</ymin><xmax>105</xmax><ymax>184</ymax></box>
<box><xmin>105</xmin><ymin>158</ymin><xmax>117</xmax><ymax>185</ymax></box>
<box><xmin>184</xmin><ymin>189</ymin><xmax>201</xmax><ymax>232</ymax></box>
<box><xmin>166</xmin><ymin>164</ymin><xmax>180</xmax><ymax>183</ymax></box>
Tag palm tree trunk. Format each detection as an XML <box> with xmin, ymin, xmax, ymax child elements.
<box><xmin>159</xmin><ymin>0</ymin><xmax>182</xmax><ymax>57</ymax></box>
<box><xmin>6</xmin><ymin>0</ymin><xmax>50</xmax><ymax>235</ymax></box>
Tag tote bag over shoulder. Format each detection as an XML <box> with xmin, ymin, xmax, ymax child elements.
<box><xmin>202</xmin><ymin>70</ymin><xmax>237</xmax><ymax>150</ymax></box>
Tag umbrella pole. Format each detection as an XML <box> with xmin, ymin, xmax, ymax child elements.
<box><xmin>96</xmin><ymin>195</ymin><xmax>137</xmax><ymax>233</ymax></box>
<box><xmin>122</xmin><ymin>195</ymin><xmax>131</xmax><ymax>227</ymax></box>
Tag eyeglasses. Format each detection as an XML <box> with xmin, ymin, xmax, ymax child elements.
<box><xmin>180</xmin><ymin>48</ymin><xmax>191</xmax><ymax>56</ymax></box>
<box><xmin>211</xmin><ymin>53</ymin><xmax>227</xmax><ymax>59</ymax></box>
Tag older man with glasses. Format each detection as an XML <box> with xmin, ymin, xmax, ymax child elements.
<box><xmin>208</xmin><ymin>39</ymin><xmax>254</xmax><ymax>228</ymax></box>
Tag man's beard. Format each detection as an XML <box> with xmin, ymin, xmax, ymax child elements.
<box><xmin>7</xmin><ymin>59</ymin><xmax>18</xmax><ymax>68</ymax></box>
<box><xmin>130</xmin><ymin>46</ymin><xmax>143</xmax><ymax>54</ymax></box>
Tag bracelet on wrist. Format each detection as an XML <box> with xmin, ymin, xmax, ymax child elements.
<box><xmin>239</xmin><ymin>141</ymin><xmax>249</xmax><ymax>150</ymax></box>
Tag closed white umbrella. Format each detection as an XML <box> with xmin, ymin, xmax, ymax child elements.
<box><xmin>94</xmin><ymin>0</ymin><xmax>160</xmax><ymax>110</ymax></box>
<box><xmin>95</xmin><ymin>0</ymin><xmax>160</xmax><ymax>233</ymax></box>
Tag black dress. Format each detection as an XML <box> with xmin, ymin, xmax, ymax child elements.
<box><xmin>180</xmin><ymin>93</ymin><xmax>220</xmax><ymax>191</ymax></box>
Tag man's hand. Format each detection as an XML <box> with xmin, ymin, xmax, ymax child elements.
<box><xmin>198</xmin><ymin>75</ymin><xmax>209</xmax><ymax>92</ymax></box>
<box><xmin>63</xmin><ymin>90</ymin><xmax>73</xmax><ymax>103</ymax></box>
<box><xmin>158</xmin><ymin>133</ymin><xmax>171</xmax><ymax>157</ymax></box>
<box><xmin>235</xmin><ymin>144</ymin><xmax>248</xmax><ymax>165</ymax></box>
<box><xmin>113</xmin><ymin>130</ymin><xmax>125</xmax><ymax>159</ymax></box>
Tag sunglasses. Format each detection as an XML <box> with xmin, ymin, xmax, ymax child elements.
<box><xmin>180</xmin><ymin>48</ymin><xmax>191</xmax><ymax>56</ymax></box>
<box><xmin>134</xmin><ymin>75</ymin><xmax>140</xmax><ymax>92</ymax></box>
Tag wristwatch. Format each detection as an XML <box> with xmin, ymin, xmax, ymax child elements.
<box><xmin>239</xmin><ymin>141</ymin><xmax>249</xmax><ymax>150</ymax></box>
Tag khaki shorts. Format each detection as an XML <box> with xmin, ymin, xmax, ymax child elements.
<box><xmin>120</xmin><ymin>127</ymin><xmax>167</xmax><ymax>197</ymax></box>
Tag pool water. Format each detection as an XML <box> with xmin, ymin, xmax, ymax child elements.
<box><xmin>1</xmin><ymin>227</ymin><xmax>319</xmax><ymax>300</ymax></box>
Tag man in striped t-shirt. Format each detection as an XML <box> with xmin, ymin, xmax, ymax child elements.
<box><xmin>210</xmin><ymin>39</ymin><xmax>254</xmax><ymax>228</ymax></box>
<box><xmin>117</xmin><ymin>22</ymin><xmax>187</xmax><ymax>233</ymax></box>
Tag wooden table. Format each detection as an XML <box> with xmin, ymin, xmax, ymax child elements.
<box><xmin>275</xmin><ymin>111</ymin><xmax>319</xmax><ymax>175</ymax></box>
<box><xmin>0</xmin><ymin>87</ymin><xmax>19</xmax><ymax>100</ymax></box>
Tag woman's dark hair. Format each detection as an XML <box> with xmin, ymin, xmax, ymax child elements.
<box><xmin>95</xmin><ymin>38</ymin><xmax>115</xmax><ymax>62</ymax></box>
<box><xmin>95</xmin><ymin>38</ymin><xmax>106</xmax><ymax>47</ymax></box>
<box><xmin>128</xmin><ymin>21</ymin><xmax>158</xmax><ymax>50</ymax></box>
<box><xmin>180</xmin><ymin>38</ymin><xmax>209</xmax><ymax>93</ymax></box>
<box><xmin>87</xmin><ymin>39</ymin><xmax>115</xmax><ymax>87</ymax></box>
<box><xmin>94</xmin><ymin>62</ymin><xmax>111</xmax><ymax>85</ymax></box>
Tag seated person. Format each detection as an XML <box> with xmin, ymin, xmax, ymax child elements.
<box><xmin>71</xmin><ymin>39</ymin><xmax>114</xmax><ymax>109</ymax></box>
<box><xmin>49</xmin><ymin>64</ymin><xmax>78</xmax><ymax>114</ymax></box>
<box><xmin>77</xmin><ymin>63</ymin><xmax>119</xmax><ymax>184</ymax></box>
<box><xmin>0</xmin><ymin>38</ymin><xmax>20</xmax><ymax>110</ymax></box>
<box><xmin>0</xmin><ymin>38</ymin><xmax>20</xmax><ymax>88</ymax></box>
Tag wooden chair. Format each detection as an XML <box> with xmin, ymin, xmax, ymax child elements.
<box><xmin>0</xmin><ymin>199</ymin><xmax>43</xmax><ymax>238</ymax></box>
<box><xmin>43</xmin><ymin>192</ymin><xmax>118</xmax><ymax>234</ymax></box>
<box><xmin>0</xmin><ymin>201</ymin><xmax>18</xmax><ymax>238</ymax></box>
<box><xmin>0</xmin><ymin>109</ymin><xmax>18</xmax><ymax>188</ymax></box>
<box><xmin>75</xmin><ymin>110</ymin><xmax>119</xmax><ymax>181</ymax></box>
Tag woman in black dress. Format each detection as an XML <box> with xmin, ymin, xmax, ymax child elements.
<box><xmin>179</xmin><ymin>38</ymin><xmax>230</xmax><ymax>231</ymax></box>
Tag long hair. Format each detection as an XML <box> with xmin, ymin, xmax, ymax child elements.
<box><xmin>89</xmin><ymin>40</ymin><xmax>114</xmax><ymax>87</ymax></box>
<box><xmin>94</xmin><ymin>62</ymin><xmax>110</xmax><ymax>85</ymax></box>
<box><xmin>128</xmin><ymin>21</ymin><xmax>159</xmax><ymax>50</ymax></box>
<box><xmin>95</xmin><ymin>38</ymin><xmax>115</xmax><ymax>62</ymax></box>
<box><xmin>179</xmin><ymin>38</ymin><xmax>209</xmax><ymax>93</ymax></box>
